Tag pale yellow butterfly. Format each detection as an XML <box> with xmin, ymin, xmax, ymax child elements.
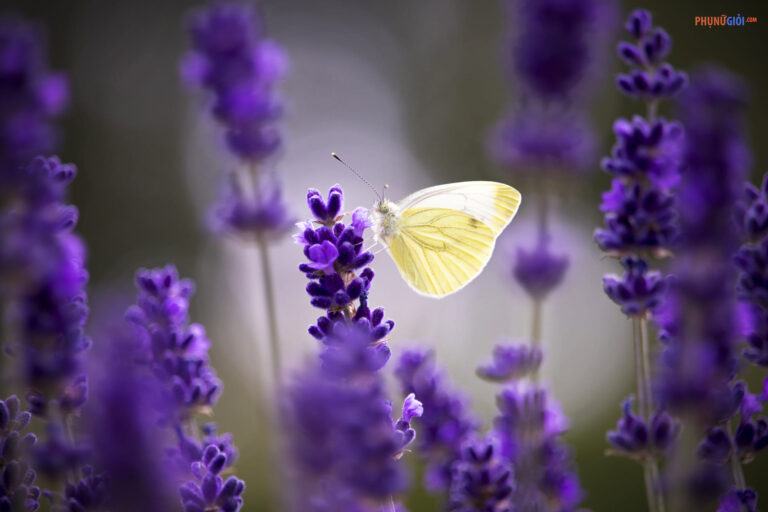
<box><xmin>332</xmin><ymin>154</ymin><xmax>522</xmax><ymax>298</ymax></box>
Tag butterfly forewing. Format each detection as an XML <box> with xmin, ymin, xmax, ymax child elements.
<box><xmin>386</xmin><ymin>208</ymin><xmax>495</xmax><ymax>297</ymax></box>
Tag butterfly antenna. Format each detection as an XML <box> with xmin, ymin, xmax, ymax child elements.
<box><xmin>331</xmin><ymin>152</ymin><xmax>382</xmax><ymax>201</ymax></box>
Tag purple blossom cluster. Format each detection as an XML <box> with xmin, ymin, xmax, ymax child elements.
<box><xmin>126</xmin><ymin>266</ymin><xmax>245</xmax><ymax>512</ymax></box>
<box><xmin>480</xmin><ymin>347</ymin><xmax>583</xmax><ymax>511</ymax></box>
<box><xmin>448</xmin><ymin>435</ymin><xmax>514</xmax><ymax>512</ymax></box>
<box><xmin>182</xmin><ymin>2</ymin><xmax>292</xmax><ymax>241</ymax></box>
<box><xmin>286</xmin><ymin>184</ymin><xmax>419</xmax><ymax>511</ymax></box>
<box><xmin>595</xmin><ymin>9</ymin><xmax>686</xmax><ymax>257</ymax></box>
<box><xmin>489</xmin><ymin>0</ymin><xmax>605</xmax><ymax>173</ymax></box>
<box><xmin>0</xmin><ymin>395</ymin><xmax>39</xmax><ymax>511</ymax></box>
<box><xmin>126</xmin><ymin>266</ymin><xmax>221</xmax><ymax>416</ymax></box>
<box><xmin>0</xmin><ymin>17</ymin><xmax>68</xmax><ymax>189</ymax></box>
<box><xmin>657</xmin><ymin>67</ymin><xmax>762</xmax><ymax>509</ymax></box>
<box><xmin>395</xmin><ymin>349</ymin><xmax>478</xmax><ymax>490</ymax></box>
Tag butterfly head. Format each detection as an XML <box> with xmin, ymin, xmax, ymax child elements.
<box><xmin>372</xmin><ymin>199</ymin><xmax>400</xmax><ymax>242</ymax></box>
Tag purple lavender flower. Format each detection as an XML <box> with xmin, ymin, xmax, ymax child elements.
<box><xmin>126</xmin><ymin>266</ymin><xmax>245</xmax><ymax>511</ymax></box>
<box><xmin>126</xmin><ymin>265</ymin><xmax>221</xmax><ymax>416</ymax></box>
<box><xmin>182</xmin><ymin>2</ymin><xmax>286</xmax><ymax>162</ymax></box>
<box><xmin>84</xmin><ymin>324</ymin><xmax>181</xmax><ymax>511</ymax></box>
<box><xmin>489</xmin><ymin>106</ymin><xmax>596</xmax><ymax>172</ymax></box>
<box><xmin>735</xmin><ymin>174</ymin><xmax>768</xmax><ymax>242</ymax></box>
<box><xmin>602</xmin><ymin>256</ymin><xmax>667</xmax><ymax>317</ymax></box>
<box><xmin>286</xmin><ymin>186</ymin><xmax>415</xmax><ymax>511</ymax></box>
<box><xmin>447</xmin><ymin>434</ymin><xmax>514</xmax><ymax>512</ymax></box>
<box><xmin>395</xmin><ymin>349</ymin><xmax>477</xmax><ymax>491</ymax></box>
<box><xmin>511</xmin><ymin>235</ymin><xmax>569</xmax><ymax>301</ymax></box>
<box><xmin>607</xmin><ymin>398</ymin><xmax>678</xmax><ymax>457</ymax></box>
<box><xmin>476</xmin><ymin>343</ymin><xmax>542</xmax><ymax>383</ymax></box>
<box><xmin>717</xmin><ymin>488</ymin><xmax>758</xmax><ymax>512</ymax></box>
<box><xmin>735</xmin><ymin>173</ymin><xmax>768</xmax><ymax>367</ymax></box>
<box><xmin>0</xmin><ymin>17</ymin><xmax>68</xmax><ymax>190</ymax></box>
<box><xmin>62</xmin><ymin>466</ymin><xmax>109</xmax><ymax>512</ymax></box>
<box><xmin>211</xmin><ymin>173</ymin><xmax>293</xmax><ymax>240</ymax></box>
<box><xmin>511</xmin><ymin>0</ymin><xmax>601</xmax><ymax>99</ymax></box>
<box><xmin>493</xmin><ymin>384</ymin><xmax>582</xmax><ymax>511</ymax></box>
<box><xmin>297</xmin><ymin>186</ymin><xmax>391</xmax><ymax>348</ymax></box>
<box><xmin>490</xmin><ymin>0</ymin><xmax>607</xmax><ymax>174</ymax></box>
<box><xmin>595</xmin><ymin>10</ymin><xmax>685</xmax><ymax>256</ymax></box>
<box><xmin>615</xmin><ymin>10</ymin><xmax>687</xmax><ymax>99</ymax></box>
<box><xmin>285</xmin><ymin>351</ymin><xmax>411</xmax><ymax>510</ymax></box>
<box><xmin>0</xmin><ymin>395</ymin><xmax>40</xmax><ymax>512</ymax></box>
<box><xmin>659</xmin><ymin>67</ymin><xmax>749</xmax><ymax>421</ymax></box>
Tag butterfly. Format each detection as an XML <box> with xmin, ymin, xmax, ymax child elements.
<box><xmin>370</xmin><ymin>181</ymin><xmax>521</xmax><ymax>298</ymax></box>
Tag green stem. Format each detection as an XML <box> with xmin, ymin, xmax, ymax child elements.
<box><xmin>530</xmin><ymin>298</ymin><xmax>542</xmax><ymax>383</ymax></box>
<box><xmin>727</xmin><ymin>422</ymin><xmax>747</xmax><ymax>489</ymax></box>
<box><xmin>257</xmin><ymin>237</ymin><xmax>282</xmax><ymax>388</ymax></box>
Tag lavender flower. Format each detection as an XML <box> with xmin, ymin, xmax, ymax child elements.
<box><xmin>602</xmin><ymin>256</ymin><xmax>667</xmax><ymax>317</ymax></box>
<box><xmin>0</xmin><ymin>17</ymin><xmax>68</xmax><ymax>190</ymax></box>
<box><xmin>126</xmin><ymin>265</ymin><xmax>221</xmax><ymax>417</ymax></box>
<box><xmin>84</xmin><ymin>323</ymin><xmax>181</xmax><ymax>511</ymax></box>
<box><xmin>493</xmin><ymin>384</ymin><xmax>582</xmax><ymax>510</ymax></box>
<box><xmin>511</xmin><ymin>0</ymin><xmax>601</xmax><ymax>99</ymax></box>
<box><xmin>595</xmin><ymin>10</ymin><xmax>685</xmax><ymax>256</ymax></box>
<box><xmin>659</xmin><ymin>67</ymin><xmax>749</xmax><ymax>420</ymax></box>
<box><xmin>658</xmin><ymin>66</ymin><xmax>752</xmax><ymax>507</ymax></box>
<box><xmin>0</xmin><ymin>395</ymin><xmax>40</xmax><ymax>512</ymax></box>
<box><xmin>447</xmin><ymin>434</ymin><xmax>514</xmax><ymax>512</ymax></box>
<box><xmin>490</xmin><ymin>0</ymin><xmax>607</xmax><ymax>173</ymax></box>
<box><xmin>127</xmin><ymin>266</ymin><xmax>245</xmax><ymax>511</ymax></box>
<box><xmin>615</xmin><ymin>10</ymin><xmax>687</xmax><ymax>99</ymax></box>
<box><xmin>607</xmin><ymin>398</ymin><xmax>677</xmax><ymax>457</ymax></box>
<box><xmin>182</xmin><ymin>2</ymin><xmax>286</xmax><ymax>162</ymax></box>
<box><xmin>476</xmin><ymin>343</ymin><xmax>542</xmax><ymax>383</ymax></box>
<box><xmin>395</xmin><ymin>349</ymin><xmax>477</xmax><ymax>491</ymax></box>
<box><xmin>717</xmin><ymin>488</ymin><xmax>758</xmax><ymax>512</ymax></box>
<box><xmin>511</xmin><ymin>235</ymin><xmax>569</xmax><ymax>301</ymax></box>
<box><xmin>286</xmin><ymin>184</ymin><xmax>415</xmax><ymax>511</ymax></box>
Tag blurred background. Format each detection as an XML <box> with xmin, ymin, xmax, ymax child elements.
<box><xmin>3</xmin><ymin>0</ymin><xmax>768</xmax><ymax>510</ymax></box>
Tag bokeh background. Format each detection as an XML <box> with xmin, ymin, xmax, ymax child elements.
<box><xmin>3</xmin><ymin>0</ymin><xmax>768</xmax><ymax>510</ymax></box>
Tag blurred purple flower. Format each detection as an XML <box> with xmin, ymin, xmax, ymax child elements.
<box><xmin>0</xmin><ymin>17</ymin><xmax>68</xmax><ymax>189</ymax></box>
<box><xmin>476</xmin><ymin>343</ymin><xmax>542</xmax><ymax>383</ymax></box>
<box><xmin>84</xmin><ymin>323</ymin><xmax>182</xmax><ymax>511</ymax></box>
<box><xmin>395</xmin><ymin>349</ymin><xmax>478</xmax><ymax>491</ymax></box>
<box><xmin>211</xmin><ymin>173</ymin><xmax>294</xmax><ymax>240</ymax></box>
<box><xmin>493</xmin><ymin>384</ymin><xmax>582</xmax><ymax>510</ymax></box>
<box><xmin>511</xmin><ymin>0</ymin><xmax>601</xmax><ymax>99</ymax></box>
<box><xmin>447</xmin><ymin>434</ymin><xmax>514</xmax><ymax>512</ymax></box>
<box><xmin>0</xmin><ymin>395</ymin><xmax>40</xmax><ymax>512</ymax></box>
<box><xmin>717</xmin><ymin>488</ymin><xmax>758</xmax><ymax>512</ymax></box>
<box><xmin>182</xmin><ymin>2</ymin><xmax>287</xmax><ymax>162</ymax></box>
<box><xmin>512</xmin><ymin>235</ymin><xmax>569</xmax><ymax>300</ymax></box>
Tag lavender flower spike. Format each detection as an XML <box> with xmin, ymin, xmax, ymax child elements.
<box><xmin>0</xmin><ymin>395</ymin><xmax>40</xmax><ymax>512</ymax></box>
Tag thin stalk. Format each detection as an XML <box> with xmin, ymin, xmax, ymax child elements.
<box><xmin>530</xmin><ymin>298</ymin><xmax>542</xmax><ymax>383</ymax></box>
<box><xmin>635</xmin><ymin>318</ymin><xmax>666</xmax><ymax>512</ymax></box>
<box><xmin>256</xmin><ymin>237</ymin><xmax>282</xmax><ymax>388</ymax></box>
<box><xmin>727</xmin><ymin>422</ymin><xmax>747</xmax><ymax>489</ymax></box>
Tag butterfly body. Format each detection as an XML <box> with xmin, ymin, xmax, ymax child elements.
<box><xmin>370</xmin><ymin>181</ymin><xmax>521</xmax><ymax>298</ymax></box>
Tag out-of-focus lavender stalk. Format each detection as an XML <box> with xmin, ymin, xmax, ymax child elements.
<box><xmin>127</xmin><ymin>266</ymin><xmax>245</xmax><ymax>511</ymax></box>
<box><xmin>596</xmin><ymin>9</ymin><xmax>689</xmax><ymax>511</ymax></box>
<box><xmin>286</xmin><ymin>185</ymin><xmax>419</xmax><ymax>511</ymax></box>
<box><xmin>657</xmin><ymin>67</ymin><xmax>757</xmax><ymax>511</ymax></box>
<box><xmin>182</xmin><ymin>2</ymin><xmax>292</xmax><ymax>386</ymax></box>
<box><xmin>490</xmin><ymin>0</ymin><xmax>608</xmax><ymax>380</ymax></box>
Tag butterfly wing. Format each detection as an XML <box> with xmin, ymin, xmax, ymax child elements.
<box><xmin>384</xmin><ymin>182</ymin><xmax>521</xmax><ymax>298</ymax></box>
<box><xmin>397</xmin><ymin>181</ymin><xmax>521</xmax><ymax>233</ymax></box>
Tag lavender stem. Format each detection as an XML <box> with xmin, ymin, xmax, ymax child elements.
<box><xmin>257</xmin><ymin>236</ymin><xmax>282</xmax><ymax>387</ymax></box>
